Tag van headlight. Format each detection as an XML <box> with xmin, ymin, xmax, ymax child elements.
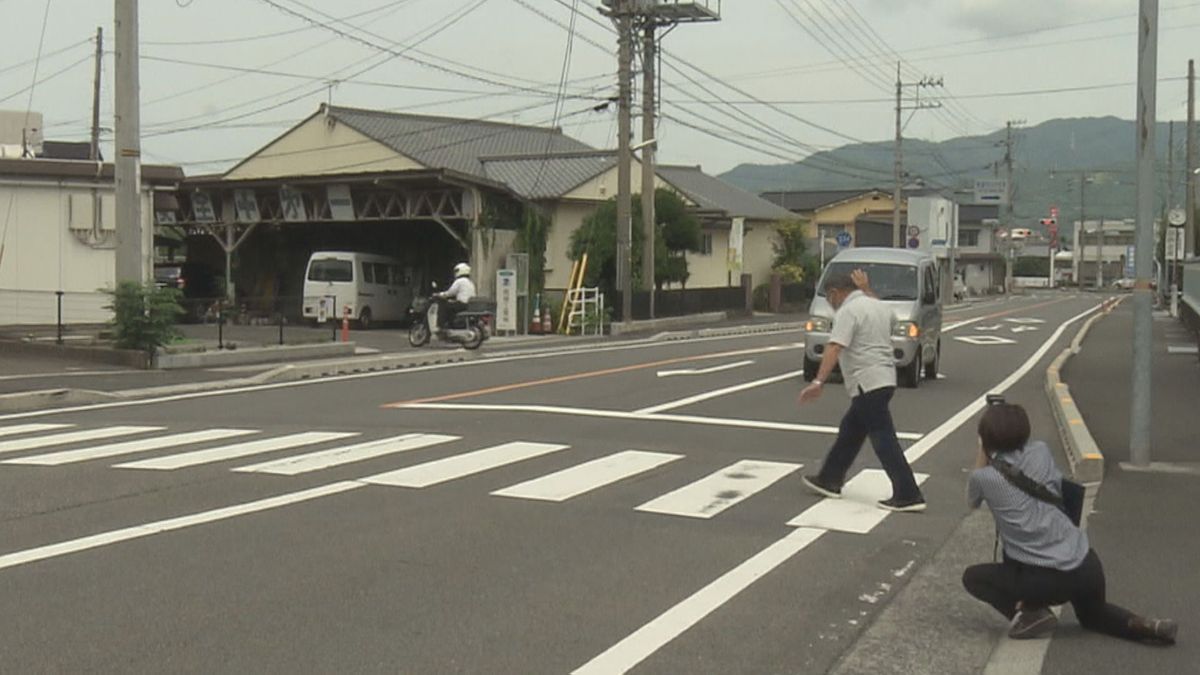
<box><xmin>893</xmin><ymin>321</ymin><xmax>920</xmax><ymax>339</ymax></box>
<box><xmin>805</xmin><ymin>317</ymin><xmax>830</xmax><ymax>332</ymax></box>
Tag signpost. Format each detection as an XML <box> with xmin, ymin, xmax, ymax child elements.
<box><xmin>495</xmin><ymin>269</ymin><xmax>518</xmax><ymax>334</ymax></box>
<box><xmin>973</xmin><ymin>179</ymin><xmax>1009</xmax><ymax>205</ymax></box>
<box><xmin>835</xmin><ymin>231</ymin><xmax>852</xmax><ymax>248</ymax></box>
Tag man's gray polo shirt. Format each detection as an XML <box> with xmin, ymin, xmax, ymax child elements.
<box><xmin>829</xmin><ymin>290</ymin><xmax>896</xmax><ymax>397</ymax></box>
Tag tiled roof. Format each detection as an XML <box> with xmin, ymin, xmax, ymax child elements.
<box><xmin>760</xmin><ymin>188</ymin><xmax>887</xmax><ymax>212</ymax></box>
<box><xmin>482</xmin><ymin>151</ymin><xmax>617</xmax><ymax>200</ymax></box>
<box><xmin>658</xmin><ymin>166</ymin><xmax>795</xmax><ymax>221</ymax></box>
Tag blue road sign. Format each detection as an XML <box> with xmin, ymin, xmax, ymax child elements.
<box><xmin>907</xmin><ymin>237</ymin><xmax>920</xmax><ymax>249</ymax></box>
<box><xmin>835</xmin><ymin>232</ymin><xmax>852</xmax><ymax>248</ymax></box>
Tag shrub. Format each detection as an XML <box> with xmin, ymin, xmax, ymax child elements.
<box><xmin>104</xmin><ymin>281</ymin><xmax>184</xmax><ymax>353</ymax></box>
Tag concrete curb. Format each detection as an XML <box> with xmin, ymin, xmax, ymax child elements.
<box><xmin>254</xmin><ymin>350</ymin><xmax>478</xmax><ymax>384</ymax></box>
<box><xmin>1044</xmin><ymin>296</ymin><xmax>1123</xmax><ymax>484</ymax></box>
<box><xmin>0</xmin><ymin>388</ymin><xmax>119</xmax><ymax>413</ymax></box>
<box><xmin>608</xmin><ymin>311</ymin><xmax>731</xmax><ymax>336</ymax></box>
<box><xmin>152</xmin><ymin>341</ymin><xmax>356</xmax><ymax>370</ymax></box>
<box><xmin>652</xmin><ymin>321</ymin><xmax>806</xmax><ymax>341</ymax></box>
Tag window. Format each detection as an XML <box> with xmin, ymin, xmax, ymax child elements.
<box><xmin>371</xmin><ymin>263</ymin><xmax>390</xmax><ymax>285</ymax></box>
<box><xmin>700</xmin><ymin>233</ymin><xmax>714</xmax><ymax>256</ymax></box>
<box><xmin>819</xmin><ymin>263</ymin><xmax>918</xmax><ymax>300</ymax></box>
<box><xmin>307</xmin><ymin>259</ymin><xmax>353</xmax><ymax>282</ymax></box>
<box><xmin>959</xmin><ymin>228</ymin><xmax>980</xmax><ymax>247</ymax></box>
<box><xmin>361</xmin><ymin>261</ymin><xmax>375</xmax><ymax>284</ymax></box>
<box><xmin>923</xmin><ymin>266</ymin><xmax>937</xmax><ymax>304</ymax></box>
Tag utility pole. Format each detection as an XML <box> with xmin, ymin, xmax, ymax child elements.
<box><xmin>1080</xmin><ymin>173</ymin><xmax>1088</xmax><ymax>288</ymax></box>
<box><xmin>1188</xmin><ymin>58</ymin><xmax>1196</xmax><ymax>257</ymax></box>
<box><xmin>1167</xmin><ymin>121</ymin><xmax>1174</xmax><ymax>295</ymax></box>
<box><xmin>615</xmin><ymin>1</ymin><xmax>634</xmax><ymax>324</ymax></box>
<box><xmin>114</xmin><ymin>0</ymin><xmax>144</xmax><ymax>284</ymax></box>
<box><xmin>641</xmin><ymin>22</ymin><xmax>657</xmax><ymax>319</ymax></box>
<box><xmin>90</xmin><ymin>27</ymin><xmax>103</xmax><ymax>161</ymax></box>
<box><xmin>892</xmin><ymin>65</ymin><xmax>943</xmax><ymax>248</ymax></box>
<box><xmin>1130</xmin><ymin>0</ymin><xmax>1158</xmax><ymax>468</ymax></box>
<box><xmin>1002</xmin><ymin>121</ymin><xmax>1021</xmax><ymax>293</ymax></box>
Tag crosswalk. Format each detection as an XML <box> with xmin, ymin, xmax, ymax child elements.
<box><xmin>0</xmin><ymin>422</ymin><xmax>917</xmax><ymax>526</ymax></box>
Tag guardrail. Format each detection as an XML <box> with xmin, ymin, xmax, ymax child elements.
<box><xmin>1044</xmin><ymin>296</ymin><xmax>1123</xmax><ymax>484</ymax></box>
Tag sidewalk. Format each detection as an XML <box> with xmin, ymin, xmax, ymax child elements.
<box><xmin>1041</xmin><ymin>303</ymin><xmax>1198</xmax><ymax>674</ymax></box>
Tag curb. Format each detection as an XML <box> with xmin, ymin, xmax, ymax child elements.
<box><xmin>652</xmin><ymin>321</ymin><xmax>806</xmax><ymax>341</ymax></box>
<box><xmin>153</xmin><ymin>341</ymin><xmax>357</xmax><ymax>370</ymax></box>
<box><xmin>1044</xmin><ymin>296</ymin><xmax>1123</xmax><ymax>484</ymax></box>
<box><xmin>0</xmin><ymin>388</ymin><xmax>118</xmax><ymax>413</ymax></box>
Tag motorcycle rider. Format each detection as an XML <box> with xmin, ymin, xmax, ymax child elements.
<box><xmin>435</xmin><ymin>262</ymin><xmax>475</xmax><ymax>329</ymax></box>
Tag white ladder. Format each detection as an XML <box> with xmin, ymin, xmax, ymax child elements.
<box><xmin>565</xmin><ymin>287</ymin><xmax>603</xmax><ymax>336</ymax></box>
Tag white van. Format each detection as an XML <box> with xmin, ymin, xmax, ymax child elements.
<box><xmin>302</xmin><ymin>251</ymin><xmax>412</xmax><ymax>329</ymax></box>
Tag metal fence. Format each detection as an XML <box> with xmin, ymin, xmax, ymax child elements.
<box><xmin>611</xmin><ymin>286</ymin><xmax>746</xmax><ymax>322</ymax></box>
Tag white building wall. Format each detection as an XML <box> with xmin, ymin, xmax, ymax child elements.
<box><xmin>0</xmin><ymin>180</ymin><xmax>155</xmax><ymax>325</ymax></box>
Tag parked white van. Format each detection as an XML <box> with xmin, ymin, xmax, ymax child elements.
<box><xmin>302</xmin><ymin>251</ymin><xmax>412</xmax><ymax>329</ymax></box>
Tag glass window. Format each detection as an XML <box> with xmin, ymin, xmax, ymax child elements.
<box><xmin>700</xmin><ymin>233</ymin><xmax>714</xmax><ymax>256</ymax></box>
<box><xmin>959</xmin><ymin>229</ymin><xmax>980</xmax><ymax>247</ymax></box>
<box><xmin>361</xmin><ymin>261</ymin><xmax>375</xmax><ymax>284</ymax></box>
<box><xmin>307</xmin><ymin>259</ymin><xmax>353</xmax><ymax>282</ymax></box>
<box><xmin>818</xmin><ymin>262</ymin><xmax>918</xmax><ymax>301</ymax></box>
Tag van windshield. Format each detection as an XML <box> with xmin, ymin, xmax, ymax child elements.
<box><xmin>818</xmin><ymin>262</ymin><xmax>918</xmax><ymax>301</ymax></box>
<box><xmin>307</xmin><ymin>259</ymin><xmax>353</xmax><ymax>282</ymax></box>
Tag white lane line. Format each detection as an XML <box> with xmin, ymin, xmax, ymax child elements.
<box><xmin>656</xmin><ymin>360</ymin><xmax>755</xmax><ymax>377</ymax></box>
<box><xmin>0</xmin><ymin>330</ymin><xmax>804</xmax><ymax>422</ymax></box>
<box><xmin>571</xmin><ymin>527</ymin><xmax>826</xmax><ymax>675</ymax></box>
<box><xmin>634</xmin><ymin>460</ymin><xmax>802</xmax><ymax>520</ymax></box>
<box><xmin>636</xmin><ymin>370</ymin><xmax>803</xmax><ymax>415</ymax></box>
<box><xmin>114</xmin><ymin>432</ymin><xmax>357</xmax><ymax>470</ymax></box>
<box><xmin>233</xmin><ymin>433</ymin><xmax>460</xmax><ymax>476</ymax></box>
<box><xmin>3</xmin><ymin>429</ymin><xmax>260</xmax><ymax>466</ymax></box>
<box><xmin>786</xmin><ymin>469</ymin><xmax>930</xmax><ymax>533</ymax></box>
<box><xmin>904</xmin><ymin>302</ymin><xmax>1102</xmax><ymax>464</ymax></box>
<box><xmin>362</xmin><ymin>441</ymin><xmax>569</xmax><ymax>488</ymax></box>
<box><xmin>0</xmin><ymin>423</ymin><xmax>73</xmax><ymax>438</ymax></box>
<box><xmin>399</xmin><ymin>403</ymin><xmax>924</xmax><ymax>440</ymax></box>
<box><xmin>0</xmin><ymin>481</ymin><xmax>364</xmax><ymax>572</ymax></box>
<box><xmin>491</xmin><ymin>450</ymin><xmax>683</xmax><ymax>502</ymax></box>
<box><xmin>0</xmin><ymin>426</ymin><xmax>162</xmax><ymax>454</ymax></box>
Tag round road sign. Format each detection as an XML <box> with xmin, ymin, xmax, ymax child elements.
<box><xmin>835</xmin><ymin>231</ymin><xmax>852</xmax><ymax>247</ymax></box>
<box><xmin>1168</xmin><ymin>208</ymin><xmax>1187</xmax><ymax>227</ymax></box>
<box><xmin>907</xmin><ymin>237</ymin><xmax>920</xmax><ymax>249</ymax></box>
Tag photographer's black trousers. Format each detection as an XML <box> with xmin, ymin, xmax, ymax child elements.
<box><xmin>963</xmin><ymin>549</ymin><xmax>1141</xmax><ymax>640</ymax></box>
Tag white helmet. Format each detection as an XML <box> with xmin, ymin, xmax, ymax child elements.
<box><xmin>453</xmin><ymin>262</ymin><xmax>471</xmax><ymax>278</ymax></box>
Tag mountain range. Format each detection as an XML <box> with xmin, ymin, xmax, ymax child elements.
<box><xmin>718</xmin><ymin>117</ymin><xmax>1192</xmax><ymax>231</ymax></box>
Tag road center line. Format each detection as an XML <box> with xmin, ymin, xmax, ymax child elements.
<box><xmin>636</xmin><ymin>370</ymin><xmax>804</xmax><ymax>415</ymax></box>
<box><xmin>943</xmin><ymin>297</ymin><xmax>1069</xmax><ymax>332</ymax></box>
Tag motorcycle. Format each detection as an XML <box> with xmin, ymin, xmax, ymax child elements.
<box><xmin>407</xmin><ymin>288</ymin><xmax>491</xmax><ymax>350</ymax></box>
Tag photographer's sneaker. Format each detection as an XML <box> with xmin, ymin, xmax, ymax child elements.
<box><xmin>801</xmin><ymin>475</ymin><xmax>842</xmax><ymax>499</ymax></box>
<box><xmin>877</xmin><ymin>496</ymin><xmax>927</xmax><ymax>512</ymax></box>
<box><xmin>1009</xmin><ymin>608</ymin><xmax>1058</xmax><ymax>639</ymax></box>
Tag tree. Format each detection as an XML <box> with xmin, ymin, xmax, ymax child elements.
<box><xmin>568</xmin><ymin>189</ymin><xmax>702</xmax><ymax>296</ymax></box>
<box><xmin>771</xmin><ymin>219</ymin><xmax>818</xmax><ymax>284</ymax></box>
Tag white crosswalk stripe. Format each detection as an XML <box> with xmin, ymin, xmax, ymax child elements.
<box><xmin>0</xmin><ymin>426</ymin><xmax>163</xmax><ymax>455</ymax></box>
<box><xmin>114</xmin><ymin>432</ymin><xmax>357</xmax><ymax>470</ymax></box>
<box><xmin>233</xmin><ymin>433</ymin><xmax>460</xmax><ymax>476</ymax></box>
<box><xmin>492</xmin><ymin>450</ymin><xmax>683</xmax><ymax>502</ymax></box>
<box><xmin>362</xmin><ymin>441</ymin><xmax>569</xmax><ymax>489</ymax></box>
<box><xmin>635</xmin><ymin>459</ymin><xmax>802</xmax><ymax>519</ymax></box>
<box><xmin>786</xmin><ymin>469</ymin><xmax>929</xmax><ymax>533</ymax></box>
<box><xmin>0</xmin><ymin>423</ymin><xmax>73</xmax><ymax>438</ymax></box>
<box><xmin>2</xmin><ymin>429</ymin><xmax>260</xmax><ymax>466</ymax></box>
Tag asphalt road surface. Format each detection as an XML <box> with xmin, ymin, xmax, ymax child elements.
<box><xmin>0</xmin><ymin>294</ymin><xmax>1102</xmax><ymax>673</ymax></box>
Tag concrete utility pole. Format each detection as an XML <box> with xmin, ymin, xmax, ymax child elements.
<box><xmin>641</xmin><ymin>23</ymin><xmax>656</xmax><ymax>319</ymax></box>
<box><xmin>893</xmin><ymin>63</ymin><xmax>903</xmax><ymax>248</ymax></box>
<box><xmin>1188</xmin><ymin>59</ymin><xmax>1196</xmax><ymax>256</ymax></box>
<box><xmin>1130</xmin><ymin>0</ymin><xmax>1158</xmax><ymax>468</ymax></box>
<box><xmin>114</xmin><ymin>0</ymin><xmax>144</xmax><ymax>284</ymax></box>
<box><xmin>1003</xmin><ymin>121</ymin><xmax>1018</xmax><ymax>292</ymax></box>
<box><xmin>615</xmin><ymin>1</ymin><xmax>634</xmax><ymax>323</ymax></box>
<box><xmin>90</xmin><ymin>27</ymin><xmax>103</xmax><ymax>161</ymax></box>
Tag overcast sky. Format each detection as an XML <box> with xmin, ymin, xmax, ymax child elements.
<box><xmin>1</xmin><ymin>0</ymin><xmax>1197</xmax><ymax>177</ymax></box>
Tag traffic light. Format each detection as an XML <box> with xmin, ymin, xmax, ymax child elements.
<box><xmin>1040</xmin><ymin>217</ymin><xmax>1059</xmax><ymax>249</ymax></box>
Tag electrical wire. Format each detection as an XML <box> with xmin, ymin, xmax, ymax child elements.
<box><xmin>144</xmin><ymin>0</ymin><xmax>413</xmax><ymax>46</ymax></box>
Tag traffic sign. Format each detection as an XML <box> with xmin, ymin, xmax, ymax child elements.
<box><xmin>1050</xmin><ymin>206</ymin><xmax>1059</xmax><ymax>218</ymax></box>
<box><xmin>907</xmin><ymin>237</ymin><xmax>920</xmax><ymax>249</ymax></box>
<box><xmin>907</xmin><ymin>226</ymin><xmax>920</xmax><ymax>237</ymax></box>
<box><xmin>835</xmin><ymin>231</ymin><xmax>852</xmax><ymax>248</ymax></box>
<box><xmin>1168</xmin><ymin>208</ymin><xmax>1187</xmax><ymax>227</ymax></box>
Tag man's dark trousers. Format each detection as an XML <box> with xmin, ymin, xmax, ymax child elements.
<box><xmin>817</xmin><ymin>386</ymin><xmax>922</xmax><ymax>500</ymax></box>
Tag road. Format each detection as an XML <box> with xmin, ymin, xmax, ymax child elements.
<box><xmin>0</xmin><ymin>294</ymin><xmax>1102</xmax><ymax>673</ymax></box>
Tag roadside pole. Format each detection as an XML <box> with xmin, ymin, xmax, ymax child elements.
<box><xmin>114</xmin><ymin>0</ymin><xmax>144</xmax><ymax>284</ymax></box>
<box><xmin>1130</xmin><ymin>0</ymin><xmax>1158</xmax><ymax>467</ymax></box>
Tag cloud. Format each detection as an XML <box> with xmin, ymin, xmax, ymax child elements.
<box><xmin>946</xmin><ymin>0</ymin><xmax>1127</xmax><ymax>37</ymax></box>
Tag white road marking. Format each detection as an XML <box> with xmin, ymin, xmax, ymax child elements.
<box><xmin>362</xmin><ymin>441</ymin><xmax>569</xmax><ymax>488</ymax></box>
<box><xmin>1004</xmin><ymin>317</ymin><xmax>1046</xmax><ymax>324</ymax></box>
<box><xmin>114</xmin><ymin>432</ymin><xmax>357</xmax><ymax>470</ymax></box>
<box><xmin>974</xmin><ymin>324</ymin><xmax>1003</xmax><ymax>331</ymax></box>
<box><xmin>233</xmin><ymin>433</ymin><xmax>460</xmax><ymax>475</ymax></box>
<box><xmin>904</xmin><ymin>302</ymin><xmax>1103</xmax><ymax>464</ymax></box>
<box><xmin>492</xmin><ymin>450</ymin><xmax>683</xmax><ymax>502</ymax></box>
<box><xmin>787</xmin><ymin>469</ymin><xmax>930</xmax><ymax>533</ymax></box>
<box><xmin>1010</xmin><ymin>326</ymin><xmax>1039</xmax><ymax>333</ymax></box>
<box><xmin>3</xmin><ymin>429</ymin><xmax>259</xmax><ymax>466</ymax></box>
<box><xmin>0</xmin><ymin>426</ymin><xmax>162</xmax><ymax>454</ymax></box>
<box><xmin>634</xmin><ymin>459</ymin><xmax>801</xmax><ymax>519</ymax></box>
<box><xmin>954</xmin><ymin>335</ymin><xmax>1018</xmax><ymax>345</ymax></box>
<box><xmin>0</xmin><ymin>331</ymin><xmax>805</xmax><ymax>422</ymax></box>
<box><xmin>656</xmin><ymin>360</ymin><xmax>755</xmax><ymax>377</ymax></box>
<box><xmin>399</xmin><ymin>402</ymin><xmax>924</xmax><ymax>440</ymax></box>
<box><xmin>0</xmin><ymin>423</ymin><xmax>73</xmax><ymax>438</ymax></box>
<box><xmin>571</xmin><ymin>527</ymin><xmax>826</xmax><ymax>675</ymax></box>
<box><xmin>1167</xmin><ymin>345</ymin><xmax>1199</xmax><ymax>355</ymax></box>
<box><xmin>0</xmin><ymin>481</ymin><xmax>364</xmax><ymax>572</ymax></box>
<box><xmin>636</xmin><ymin>370</ymin><xmax>803</xmax><ymax>414</ymax></box>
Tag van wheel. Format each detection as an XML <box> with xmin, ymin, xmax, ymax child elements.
<box><xmin>924</xmin><ymin>341</ymin><xmax>941</xmax><ymax>381</ymax></box>
<box><xmin>803</xmin><ymin>357</ymin><xmax>819</xmax><ymax>382</ymax></box>
<box><xmin>900</xmin><ymin>354</ymin><xmax>921</xmax><ymax>389</ymax></box>
<box><xmin>357</xmin><ymin>308</ymin><xmax>372</xmax><ymax>330</ymax></box>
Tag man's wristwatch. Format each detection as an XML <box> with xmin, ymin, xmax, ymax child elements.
<box><xmin>812</xmin><ymin>379</ymin><xmax>823</xmax><ymax>386</ymax></box>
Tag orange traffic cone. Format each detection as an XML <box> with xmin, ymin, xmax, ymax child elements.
<box><xmin>542</xmin><ymin>308</ymin><xmax>552</xmax><ymax>334</ymax></box>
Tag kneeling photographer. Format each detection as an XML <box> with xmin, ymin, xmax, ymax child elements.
<box><xmin>962</xmin><ymin>398</ymin><xmax>1176</xmax><ymax>644</ymax></box>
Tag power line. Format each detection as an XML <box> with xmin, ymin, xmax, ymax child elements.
<box><xmin>0</xmin><ymin>37</ymin><xmax>90</xmax><ymax>78</ymax></box>
<box><xmin>144</xmin><ymin>0</ymin><xmax>414</xmax><ymax>46</ymax></box>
